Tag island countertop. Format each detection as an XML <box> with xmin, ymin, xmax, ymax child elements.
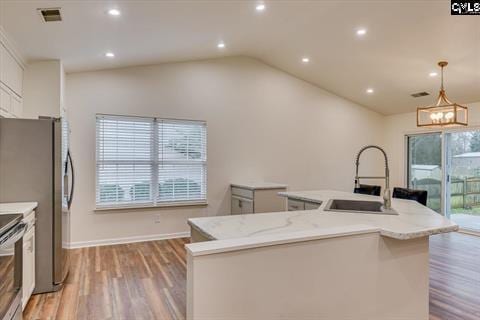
<box><xmin>188</xmin><ymin>190</ymin><xmax>458</xmax><ymax>242</ymax></box>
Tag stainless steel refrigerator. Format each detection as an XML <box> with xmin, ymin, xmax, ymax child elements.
<box><xmin>0</xmin><ymin>117</ymin><xmax>74</xmax><ymax>293</ymax></box>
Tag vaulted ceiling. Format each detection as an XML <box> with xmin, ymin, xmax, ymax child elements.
<box><xmin>1</xmin><ymin>0</ymin><xmax>479</xmax><ymax>115</ymax></box>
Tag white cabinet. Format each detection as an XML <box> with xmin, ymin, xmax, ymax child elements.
<box><xmin>0</xmin><ymin>83</ymin><xmax>22</xmax><ymax>118</ymax></box>
<box><xmin>0</xmin><ymin>85</ymin><xmax>11</xmax><ymax>114</ymax></box>
<box><xmin>287</xmin><ymin>198</ymin><xmax>305</xmax><ymax>211</ymax></box>
<box><xmin>11</xmin><ymin>94</ymin><xmax>22</xmax><ymax>117</ymax></box>
<box><xmin>287</xmin><ymin>197</ymin><xmax>322</xmax><ymax>211</ymax></box>
<box><xmin>231</xmin><ymin>183</ymin><xmax>287</xmax><ymax>214</ymax></box>
<box><xmin>0</xmin><ymin>43</ymin><xmax>23</xmax><ymax>97</ymax></box>
<box><xmin>231</xmin><ymin>195</ymin><xmax>254</xmax><ymax>215</ymax></box>
<box><xmin>0</xmin><ymin>39</ymin><xmax>23</xmax><ymax>118</ymax></box>
<box><xmin>305</xmin><ymin>201</ymin><xmax>321</xmax><ymax>210</ymax></box>
<box><xmin>22</xmin><ymin>211</ymin><xmax>35</xmax><ymax>310</ymax></box>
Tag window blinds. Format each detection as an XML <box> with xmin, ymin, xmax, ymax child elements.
<box><xmin>96</xmin><ymin>115</ymin><xmax>207</xmax><ymax>208</ymax></box>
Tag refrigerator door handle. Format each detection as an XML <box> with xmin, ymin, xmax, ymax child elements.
<box><xmin>67</xmin><ymin>150</ymin><xmax>75</xmax><ymax>209</ymax></box>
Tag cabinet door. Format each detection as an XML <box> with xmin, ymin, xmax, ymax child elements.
<box><xmin>288</xmin><ymin>199</ymin><xmax>305</xmax><ymax>211</ymax></box>
<box><xmin>0</xmin><ymin>44</ymin><xmax>23</xmax><ymax>97</ymax></box>
<box><xmin>231</xmin><ymin>196</ymin><xmax>243</xmax><ymax>215</ymax></box>
<box><xmin>305</xmin><ymin>202</ymin><xmax>321</xmax><ymax>210</ymax></box>
<box><xmin>22</xmin><ymin>228</ymin><xmax>35</xmax><ymax>309</ymax></box>
<box><xmin>11</xmin><ymin>95</ymin><xmax>22</xmax><ymax>118</ymax></box>
<box><xmin>0</xmin><ymin>86</ymin><xmax>11</xmax><ymax>113</ymax></box>
<box><xmin>241</xmin><ymin>198</ymin><xmax>254</xmax><ymax>214</ymax></box>
<box><xmin>232</xmin><ymin>196</ymin><xmax>254</xmax><ymax>215</ymax></box>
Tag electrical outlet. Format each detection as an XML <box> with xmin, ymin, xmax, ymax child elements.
<box><xmin>154</xmin><ymin>214</ymin><xmax>161</xmax><ymax>223</ymax></box>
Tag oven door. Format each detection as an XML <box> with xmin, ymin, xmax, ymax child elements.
<box><xmin>0</xmin><ymin>223</ymin><xmax>26</xmax><ymax>320</ymax></box>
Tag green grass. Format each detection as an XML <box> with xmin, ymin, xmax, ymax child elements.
<box><xmin>450</xmin><ymin>207</ymin><xmax>480</xmax><ymax>216</ymax></box>
<box><xmin>424</xmin><ymin>196</ymin><xmax>480</xmax><ymax>216</ymax></box>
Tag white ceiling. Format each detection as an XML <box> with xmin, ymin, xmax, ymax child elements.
<box><xmin>1</xmin><ymin>0</ymin><xmax>479</xmax><ymax>115</ymax></box>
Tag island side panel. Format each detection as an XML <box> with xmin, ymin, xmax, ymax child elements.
<box><xmin>190</xmin><ymin>226</ymin><xmax>211</xmax><ymax>243</ymax></box>
<box><xmin>187</xmin><ymin>233</ymin><xmax>429</xmax><ymax>320</ymax></box>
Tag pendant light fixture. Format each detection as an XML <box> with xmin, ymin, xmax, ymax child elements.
<box><xmin>417</xmin><ymin>61</ymin><xmax>468</xmax><ymax>127</ymax></box>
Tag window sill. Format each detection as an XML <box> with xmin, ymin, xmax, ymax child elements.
<box><xmin>94</xmin><ymin>201</ymin><xmax>208</xmax><ymax>212</ymax></box>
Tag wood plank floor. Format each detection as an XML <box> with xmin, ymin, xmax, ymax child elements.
<box><xmin>24</xmin><ymin>233</ymin><xmax>480</xmax><ymax>320</ymax></box>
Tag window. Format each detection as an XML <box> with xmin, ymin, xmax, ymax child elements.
<box><xmin>96</xmin><ymin>114</ymin><xmax>207</xmax><ymax>208</ymax></box>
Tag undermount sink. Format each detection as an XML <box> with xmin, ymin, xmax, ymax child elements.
<box><xmin>324</xmin><ymin>199</ymin><xmax>398</xmax><ymax>215</ymax></box>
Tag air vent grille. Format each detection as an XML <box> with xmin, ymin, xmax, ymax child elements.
<box><xmin>411</xmin><ymin>92</ymin><xmax>430</xmax><ymax>98</ymax></box>
<box><xmin>38</xmin><ymin>8</ymin><xmax>62</xmax><ymax>22</ymax></box>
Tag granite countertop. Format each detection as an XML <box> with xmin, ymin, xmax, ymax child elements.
<box><xmin>0</xmin><ymin>202</ymin><xmax>38</xmax><ymax>217</ymax></box>
<box><xmin>188</xmin><ymin>190</ymin><xmax>458</xmax><ymax>243</ymax></box>
<box><xmin>231</xmin><ymin>182</ymin><xmax>288</xmax><ymax>190</ymax></box>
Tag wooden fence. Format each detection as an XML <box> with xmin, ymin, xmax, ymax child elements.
<box><xmin>412</xmin><ymin>177</ymin><xmax>480</xmax><ymax>210</ymax></box>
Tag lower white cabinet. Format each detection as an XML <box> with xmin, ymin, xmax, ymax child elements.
<box><xmin>231</xmin><ymin>195</ymin><xmax>254</xmax><ymax>214</ymax></box>
<box><xmin>231</xmin><ymin>183</ymin><xmax>287</xmax><ymax>214</ymax></box>
<box><xmin>287</xmin><ymin>198</ymin><xmax>322</xmax><ymax>211</ymax></box>
<box><xmin>22</xmin><ymin>212</ymin><xmax>35</xmax><ymax>309</ymax></box>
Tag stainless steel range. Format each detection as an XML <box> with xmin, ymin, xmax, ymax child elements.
<box><xmin>0</xmin><ymin>214</ymin><xmax>25</xmax><ymax>320</ymax></box>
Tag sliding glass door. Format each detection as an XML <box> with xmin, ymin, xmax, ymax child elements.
<box><xmin>445</xmin><ymin>131</ymin><xmax>480</xmax><ymax>232</ymax></box>
<box><xmin>407</xmin><ymin>130</ymin><xmax>480</xmax><ymax>233</ymax></box>
<box><xmin>407</xmin><ymin>133</ymin><xmax>442</xmax><ymax>213</ymax></box>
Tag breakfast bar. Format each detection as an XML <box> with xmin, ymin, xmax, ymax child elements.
<box><xmin>186</xmin><ymin>190</ymin><xmax>458</xmax><ymax>320</ymax></box>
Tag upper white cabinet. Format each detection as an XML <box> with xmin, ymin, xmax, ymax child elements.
<box><xmin>0</xmin><ymin>85</ymin><xmax>11</xmax><ymax>114</ymax></box>
<box><xmin>0</xmin><ymin>43</ymin><xmax>23</xmax><ymax>97</ymax></box>
<box><xmin>0</xmin><ymin>33</ymin><xmax>24</xmax><ymax>118</ymax></box>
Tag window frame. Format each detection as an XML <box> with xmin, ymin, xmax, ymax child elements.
<box><xmin>95</xmin><ymin>114</ymin><xmax>207</xmax><ymax>210</ymax></box>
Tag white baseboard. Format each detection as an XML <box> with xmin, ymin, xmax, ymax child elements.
<box><xmin>67</xmin><ymin>231</ymin><xmax>191</xmax><ymax>249</ymax></box>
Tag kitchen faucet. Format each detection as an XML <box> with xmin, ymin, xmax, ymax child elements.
<box><xmin>354</xmin><ymin>145</ymin><xmax>391</xmax><ymax>209</ymax></box>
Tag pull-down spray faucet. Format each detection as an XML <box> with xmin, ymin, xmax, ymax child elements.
<box><xmin>355</xmin><ymin>145</ymin><xmax>391</xmax><ymax>209</ymax></box>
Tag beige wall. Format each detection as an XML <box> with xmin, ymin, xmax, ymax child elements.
<box><xmin>384</xmin><ymin>101</ymin><xmax>480</xmax><ymax>189</ymax></box>
<box><xmin>66</xmin><ymin>56</ymin><xmax>385</xmax><ymax>245</ymax></box>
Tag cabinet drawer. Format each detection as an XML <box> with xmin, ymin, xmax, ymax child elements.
<box><xmin>231</xmin><ymin>187</ymin><xmax>254</xmax><ymax>200</ymax></box>
<box><xmin>288</xmin><ymin>198</ymin><xmax>305</xmax><ymax>211</ymax></box>
<box><xmin>305</xmin><ymin>202</ymin><xmax>321</xmax><ymax>210</ymax></box>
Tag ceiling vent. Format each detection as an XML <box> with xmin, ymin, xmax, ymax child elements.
<box><xmin>38</xmin><ymin>8</ymin><xmax>62</xmax><ymax>22</ymax></box>
<box><xmin>411</xmin><ymin>91</ymin><xmax>430</xmax><ymax>98</ymax></box>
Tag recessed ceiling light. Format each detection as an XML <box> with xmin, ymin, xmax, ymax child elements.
<box><xmin>105</xmin><ymin>52</ymin><xmax>115</xmax><ymax>58</ymax></box>
<box><xmin>356</xmin><ymin>28</ymin><xmax>367</xmax><ymax>36</ymax></box>
<box><xmin>108</xmin><ymin>9</ymin><xmax>121</xmax><ymax>16</ymax></box>
<box><xmin>366</xmin><ymin>88</ymin><xmax>374</xmax><ymax>94</ymax></box>
<box><xmin>217</xmin><ymin>42</ymin><xmax>225</xmax><ymax>49</ymax></box>
<box><xmin>429</xmin><ymin>72</ymin><xmax>438</xmax><ymax>77</ymax></box>
<box><xmin>256</xmin><ymin>4</ymin><xmax>266</xmax><ymax>11</ymax></box>
<box><xmin>302</xmin><ymin>57</ymin><xmax>310</xmax><ymax>63</ymax></box>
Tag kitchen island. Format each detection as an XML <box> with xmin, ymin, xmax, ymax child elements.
<box><xmin>186</xmin><ymin>190</ymin><xmax>458</xmax><ymax>320</ymax></box>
